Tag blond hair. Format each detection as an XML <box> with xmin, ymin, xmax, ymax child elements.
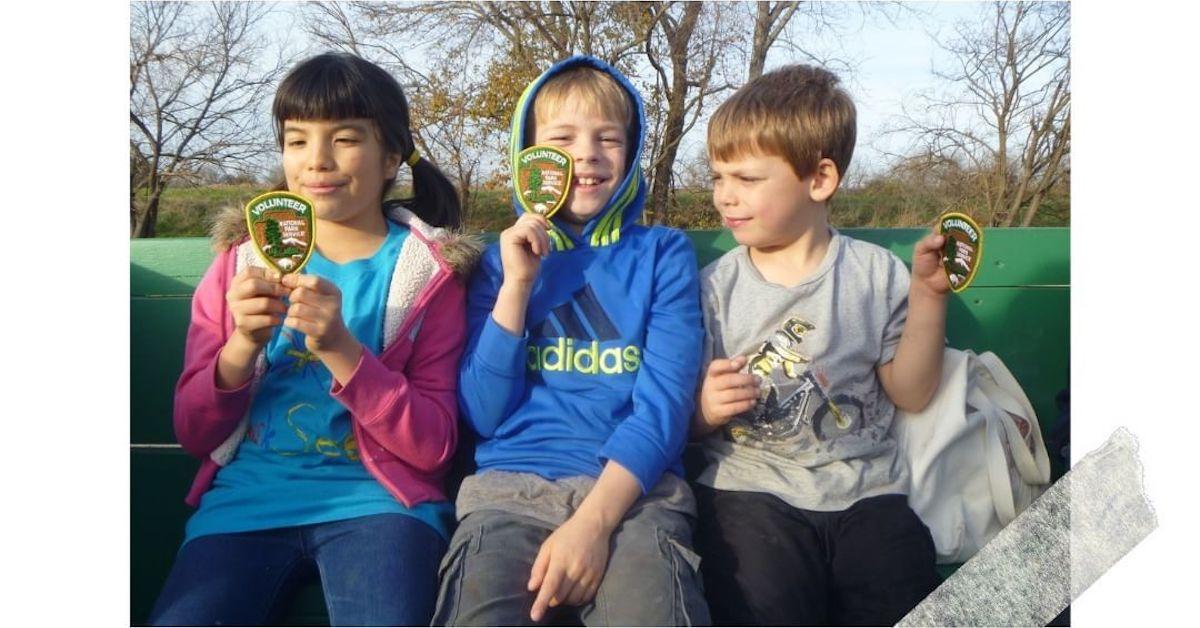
<box><xmin>531</xmin><ymin>67</ymin><xmax>633</xmax><ymax>136</ymax></box>
<box><xmin>708</xmin><ymin>64</ymin><xmax>856</xmax><ymax>182</ymax></box>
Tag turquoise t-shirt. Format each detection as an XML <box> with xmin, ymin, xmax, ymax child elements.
<box><xmin>185</xmin><ymin>221</ymin><xmax>453</xmax><ymax>543</ymax></box>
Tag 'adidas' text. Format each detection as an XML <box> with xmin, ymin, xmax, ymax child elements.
<box><xmin>526</xmin><ymin>338</ymin><xmax>641</xmax><ymax>374</ymax></box>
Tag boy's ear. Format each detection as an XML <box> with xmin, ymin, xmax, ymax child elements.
<box><xmin>808</xmin><ymin>158</ymin><xmax>840</xmax><ymax>203</ymax></box>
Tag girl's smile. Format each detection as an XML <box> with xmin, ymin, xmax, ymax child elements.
<box><xmin>281</xmin><ymin>119</ymin><xmax>400</xmax><ymax>230</ymax></box>
<box><xmin>301</xmin><ymin>179</ymin><xmax>349</xmax><ymax>196</ymax></box>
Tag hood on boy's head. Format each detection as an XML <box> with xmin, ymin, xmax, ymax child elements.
<box><xmin>509</xmin><ymin>55</ymin><xmax>647</xmax><ymax>250</ymax></box>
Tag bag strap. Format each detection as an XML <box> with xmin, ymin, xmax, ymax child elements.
<box><xmin>974</xmin><ymin>352</ymin><xmax>1051</xmax><ymax>484</ymax></box>
<box><xmin>982</xmin><ymin>402</ymin><xmax>1019</xmax><ymax>523</ymax></box>
<box><xmin>969</xmin><ymin>382</ymin><xmax>1044</xmax><ymax>484</ymax></box>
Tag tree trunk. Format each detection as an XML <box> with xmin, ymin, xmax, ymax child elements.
<box><xmin>648</xmin><ymin>92</ymin><xmax>687</xmax><ymax>225</ymax></box>
<box><xmin>130</xmin><ymin>191</ymin><xmax>140</xmax><ymax>236</ymax></box>
<box><xmin>133</xmin><ymin>190</ymin><xmax>162</xmax><ymax>238</ymax></box>
<box><xmin>748</xmin><ymin>2</ymin><xmax>771</xmax><ymax>81</ymax></box>
<box><xmin>458</xmin><ymin>173</ymin><xmax>474</xmax><ymax>223</ymax></box>
<box><xmin>1003</xmin><ymin>164</ymin><xmax>1033</xmax><ymax>227</ymax></box>
<box><xmin>992</xmin><ymin>126</ymin><xmax>1009</xmax><ymax>227</ymax></box>
<box><xmin>1021</xmin><ymin>190</ymin><xmax>1044</xmax><ymax>227</ymax></box>
<box><xmin>646</xmin><ymin>3</ymin><xmax>701</xmax><ymax>225</ymax></box>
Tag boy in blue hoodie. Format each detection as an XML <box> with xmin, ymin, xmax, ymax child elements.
<box><xmin>432</xmin><ymin>56</ymin><xmax>710</xmax><ymax>626</ymax></box>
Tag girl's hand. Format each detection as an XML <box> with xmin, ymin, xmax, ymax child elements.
<box><xmin>910</xmin><ymin>231</ymin><xmax>952</xmax><ymax>298</ymax></box>
<box><xmin>696</xmin><ymin>356</ymin><xmax>760</xmax><ymax>435</ymax></box>
<box><xmin>226</xmin><ymin>267</ymin><xmax>288</xmax><ymax>348</ymax></box>
<box><xmin>499</xmin><ymin>212</ymin><xmax>551</xmax><ymax>287</ymax></box>
<box><xmin>527</xmin><ymin>512</ymin><xmax>612</xmax><ymax>621</ymax></box>
<box><xmin>281</xmin><ymin>273</ymin><xmax>357</xmax><ymax>357</ymax></box>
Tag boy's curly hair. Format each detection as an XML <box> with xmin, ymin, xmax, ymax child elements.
<box><xmin>708</xmin><ymin>64</ymin><xmax>856</xmax><ymax>182</ymax></box>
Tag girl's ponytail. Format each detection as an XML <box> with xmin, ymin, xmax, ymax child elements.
<box><xmin>399</xmin><ymin>155</ymin><xmax>461</xmax><ymax>231</ymax></box>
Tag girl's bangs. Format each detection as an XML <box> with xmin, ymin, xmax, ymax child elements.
<box><xmin>273</xmin><ymin>63</ymin><xmax>378</xmax><ymax>133</ymax></box>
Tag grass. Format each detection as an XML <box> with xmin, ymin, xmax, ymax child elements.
<box><xmin>150</xmin><ymin>185</ymin><xmax>266</xmax><ymax>237</ymax></box>
<box><xmin>144</xmin><ymin>184</ymin><xmax>1069</xmax><ymax>238</ymax></box>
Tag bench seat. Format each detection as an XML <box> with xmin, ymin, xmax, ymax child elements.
<box><xmin>131</xmin><ymin>228</ymin><xmax>1069</xmax><ymax>625</ymax></box>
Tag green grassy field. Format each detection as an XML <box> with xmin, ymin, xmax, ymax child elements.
<box><xmin>145</xmin><ymin>183</ymin><xmax>1069</xmax><ymax>238</ymax></box>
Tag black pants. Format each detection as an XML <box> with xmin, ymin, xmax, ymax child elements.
<box><xmin>694</xmin><ymin>485</ymin><xmax>940</xmax><ymax>626</ymax></box>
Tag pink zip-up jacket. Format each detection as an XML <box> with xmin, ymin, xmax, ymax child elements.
<box><xmin>173</xmin><ymin>204</ymin><xmax>481</xmax><ymax>508</ymax></box>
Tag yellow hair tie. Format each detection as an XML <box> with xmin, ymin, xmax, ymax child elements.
<box><xmin>406</xmin><ymin>150</ymin><xmax>421</xmax><ymax>167</ymax></box>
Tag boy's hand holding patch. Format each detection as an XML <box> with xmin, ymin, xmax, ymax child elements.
<box><xmin>910</xmin><ymin>231</ymin><xmax>953</xmax><ymax>298</ymax></box>
<box><xmin>698</xmin><ymin>356</ymin><xmax>761</xmax><ymax>433</ymax></box>
<box><xmin>499</xmin><ymin>212</ymin><xmax>552</xmax><ymax>286</ymax></box>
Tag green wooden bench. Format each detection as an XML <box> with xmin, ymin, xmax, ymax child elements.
<box><xmin>131</xmin><ymin>228</ymin><xmax>1069</xmax><ymax>625</ymax></box>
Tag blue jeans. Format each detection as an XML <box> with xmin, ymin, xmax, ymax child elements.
<box><xmin>148</xmin><ymin>513</ymin><xmax>446</xmax><ymax>626</ymax></box>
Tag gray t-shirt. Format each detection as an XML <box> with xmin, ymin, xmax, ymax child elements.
<box><xmin>696</xmin><ymin>229</ymin><xmax>911</xmax><ymax>511</ymax></box>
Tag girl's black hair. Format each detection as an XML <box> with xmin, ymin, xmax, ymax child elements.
<box><xmin>272</xmin><ymin>52</ymin><xmax>461</xmax><ymax>229</ymax></box>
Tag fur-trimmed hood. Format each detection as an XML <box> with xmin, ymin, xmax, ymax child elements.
<box><xmin>208</xmin><ymin>202</ymin><xmax>482</xmax><ymax>278</ymax></box>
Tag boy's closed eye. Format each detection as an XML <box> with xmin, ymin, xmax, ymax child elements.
<box><xmin>713</xmin><ymin>173</ymin><xmax>761</xmax><ymax>184</ymax></box>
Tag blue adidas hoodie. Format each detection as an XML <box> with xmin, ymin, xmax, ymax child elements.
<box><xmin>458</xmin><ymin>56</ymin><xmax>702</xmax><ymax>493</ymax></box>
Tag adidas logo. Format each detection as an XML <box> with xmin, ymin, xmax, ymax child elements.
<box><xmin>526</xmin><ymin>338</ymin><xmax>641</xmax><ymax>374</ymax></box>
<box><xmin>527</xmin><ymin>284</ymin><xmax>641</xmax><ymax>375</ymax></box>
<box><xmin>531</xmin><ymin>284</ymin><xmax>619</xmax><ymax>341</ymax></box>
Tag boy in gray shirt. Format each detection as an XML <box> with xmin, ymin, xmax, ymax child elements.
<box><xmin>691</xmin><ymin>64</ymin><xmax>949</xmax><ymax>626</ymax></box>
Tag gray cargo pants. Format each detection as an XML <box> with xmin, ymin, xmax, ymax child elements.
<box><xmin>431</xmin><ymin>471</ymin><xmax>710</xmax><ymax>626</ymax></box>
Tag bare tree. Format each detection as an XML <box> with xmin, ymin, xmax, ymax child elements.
<box><xmin>745</xmin><ymin>1</ymin><xmax>906</xmax><ymax>82</ymax></box>
<box><xmin>306</xmin><ymin>1</ymin><xmax>657</xmax><ymax>218</ymax></box>
<box><xmin>641</xmin><ymin>0</ymin><xmax>886</xmax><ymax>223</ymax></box>
<box><xmin>749</xmin><ymin>2</ymin><xmax>801</xmax><ymax>80</ymax></box>
<box><xmin>410</xmin><ymin>68</ymin><xmax>496</xmax><ymax>223</ymax></box>
<box><xmin>676</xmin><ymin>145</ymin><xmax>714</xmax><ymax>191</ymax></box>
<box><xmin>887</xmin><ymin>2</ymin><xmax>1070</xmax><ymax>226</ymax></box>
<box><xmin>314</xmin><ymin>1</ymin><xmax>652</xmax><ymax>115</ymax></box>
<box><xmin>640</xmin><ymin>1</ymin><xmax>745</xmax><ymax>224</ymax></box>
<box><xmin>305</xmin><ymin>2</ymin><xmax>854</xmax><ymax>228</ymax></box>
<box><xmin>130</xmin><ymin>2</ymin><xmax>284</xmax><ymax>237</ymax></box>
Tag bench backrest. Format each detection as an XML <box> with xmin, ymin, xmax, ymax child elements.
<box><xmin>130</xmin><ymin>228</ymin><xmax>1069</xmax><ymax>624</ymax></box>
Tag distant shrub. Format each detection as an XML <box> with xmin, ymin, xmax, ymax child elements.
<box><xmin>149</xmin><ymin>181</ymin><xmax>1068</xmax><ymax>238</ymax></box>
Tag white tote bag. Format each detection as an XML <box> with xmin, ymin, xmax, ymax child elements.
<box><xmin>894</xmin><ymin>348</ymin><xmax>1051</xmax><ymax>564</ymax></box>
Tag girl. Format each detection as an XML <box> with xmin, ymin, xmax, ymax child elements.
<box><xmin>149</xmin><ymin>53</ymin><xmax>479</xmax><ymax>626</ymax></box>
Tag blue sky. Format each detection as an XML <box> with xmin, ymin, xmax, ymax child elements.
<box><xmin>839</xmin><ymin>2</ymin><xmax>987</xmax><ymax>173</ymax></box>
<box><xmin>674</xmin><ymin>1</ymin><xmax>990</xmax><ymax>176</ymax></box>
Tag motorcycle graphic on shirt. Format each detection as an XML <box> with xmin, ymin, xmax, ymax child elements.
<box><xmin>725</xmin><ymin>316</ymin><xmax>865</xmax><ymax>449</ymax></box>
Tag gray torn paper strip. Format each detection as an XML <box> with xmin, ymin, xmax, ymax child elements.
<box><xmin>898</xmin><ymin>427</ymin><xmax>1157</xmax><ymax>627</ymax></box>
